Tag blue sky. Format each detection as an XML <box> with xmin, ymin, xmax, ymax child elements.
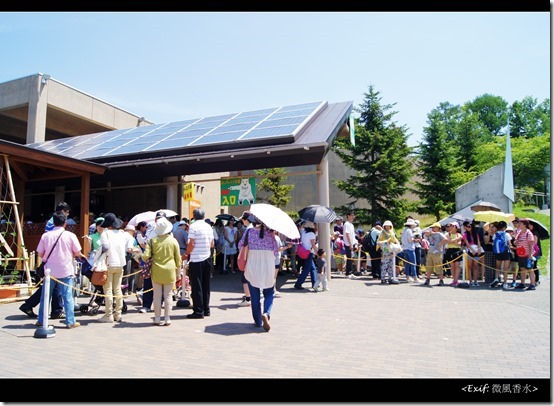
<box><xmin>0</xmin><ymin>12</ymin><xmax>550</xmax><ymax>146</ymax></box>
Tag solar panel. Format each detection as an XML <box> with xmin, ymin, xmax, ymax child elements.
<box><xmin>25</xmin><ymin>101</ymin><xmax>327</xmax><ymax>161</ymax></box>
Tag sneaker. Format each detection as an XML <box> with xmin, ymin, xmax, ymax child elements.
<box><xmin>98</xmin><ymin>315</ymin><xmax>114</xmax><ymax>323</ymax></box>
<box><xmin>423</xmin><ymin>278</ymin><xmax>430</xmax><ymax>286</ymax></box>
<box><xmin>238</xmin><ymin>298</ymin><xmax>251</xmax><ymax>307</ymax></box>
<box><xmin>489</xmin><ymin>278</ymin><xmax>499</xmax><ymax>288</ymax></box>
<box><xmin>186</xmin><ymin>313</ymin><xmax>204</xmax><ymax>319</ymax></box>
<box><xmin>438</xmin><ymin>279</ymin><xmax>445</xmax><ymax>286</ymax></box>
<box><xmin>274</xmin><ymin>290</ymin><xmax>281</xmax><ymax>297</ymax></box>
<box><xmin>262</xmin><ymin>313</ymin><xmax>271</xmax><ymax>332</ymax></box>
<box><xmin>323</xmin><ymin>287</ymin><xmax>330</xmax><ymax>291</ymax></box>
<box><xmin>510</xmin><ymin>281</ymin><xmax>517</xmax><ymax>288</ymax></box>
<box><xmin>449</xmin><ymin>281</ymin><xmax>458</xmax><ymax>287</ymax></box>
<box><xmin>525</xmin><ymin>285</ymin><xmax>536</xmax><ymax>291</ymax></box>
<box><xmin>389</xmin><ymin>279</ymin><xmax>399</xmax><ymax>285</ymax></box>
<box><xmin>502</xmin><ymin>283</ymin><xmax>509</xmax><ymax>290</ymax></box>
<box><xmin>153</xmin><ymin>317</ymin><xmax>160</xmax><ymax>325</ymax></box>
<box><xmin>514</xmin><ymin>283</ymin><xmax>526</xmax><ymax>290</ymax></box>
<box><xmin>380</xmin><ymin>280</ymin><xmax>387</xmax><ymax>284</ymax></box>
<box><xmin>67</xmin><ymin>322</ymin><xmax>81</xmax><ymax>329</ymax></box>
<box><xmin>138</xmin><ymin>307</ymin><xmax>148</xmax><ymax>314</ymax></box>
<box><xmin>51</xmin><ymin>312</ymin><xmax>66</xmax><ymax>319</ymax></box>
<box><xmin>311</xmin><ymin>287</ymin><xmax>318</xmax><ymax>292</ymax></box>
<box><xmin>114</xmin><ymin>315</ymin><xmax>122</xmax><ymax>322</ymax></box>
<box><xmin>164</xmin><ymin>319</ymin><xmax>171</xmax><ymax>326</ymax></box>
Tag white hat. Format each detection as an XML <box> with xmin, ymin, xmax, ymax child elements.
<box><xmin>154</xmin><ymin>217</ymin><xmax>173</xmax><ymax>236</ymax></box>
<box><xmin>124</xmin><ymin>223</ymin><xmax>135</xmax><ymax>231</ymax></box>
<box><xmin>404</xmin><ymin>219</ymin><xmax>416</xmax><ymax>227</ymax></box>
<box><xmin>383</xmin><ymin>220</ymin><xmax>393</xmax><ymax>228</ymax></box>
<box><xmin>506</xmin><ymin>226</ymin><xmax>514</xmax><ymax>232</ymax></box>
<box><xmin>414</xmin><ymin>219</ymin><xmax>420</xmax><ymax>225</ymax></box>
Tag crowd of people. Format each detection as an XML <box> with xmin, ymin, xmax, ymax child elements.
<box><xmin>324</xmin><ymin>215</ymin><xmax>542</xmax><ymax>292</ymax></box>
<box><xmin>18</xmin><ymin>202</ymin><xmax>543</xmax><ymax>334</ymax></box>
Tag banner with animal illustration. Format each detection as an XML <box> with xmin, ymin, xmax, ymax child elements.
<box><xmin>221</xmin><ymin>178</ymin><xmax>256</xmax><ymax>206</ymax></box>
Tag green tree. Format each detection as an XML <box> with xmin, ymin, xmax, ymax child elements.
<box><xmin>332</xmin><ymin>85</ymin><xmax>413</xmax><ymax>226</ymax></box>
<box><xmin>473</xmin><ymin>134</ymin><xmax>550</xmax><ymax>191</ymax></box>
<box><xmin>510</xmin><ymin>96</ymin><xmax>551</xmax><ymax>138</ymax></box>
<box><xmin>414</xmin><ymin>108</ymin><xmax>459</xmax><ymax>220</ymax></box>
<box><xmin>465</xmin><ymin>94</ymin><xmax>508</xmax><ymax>137</ymax></box>
<box><xmin>455</xmin><ymin>111</ymin><xmax>483</xmax><ymax>175</ymax></box>
<box><xmin>254</xmin><ymin>168</ymin><xmax>295</xmax><ymax>208</ymax></box>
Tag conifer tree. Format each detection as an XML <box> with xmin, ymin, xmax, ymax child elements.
<box><xmin>333</xmin><ymin>85</ymin><xmax>413</xmax><ymax>226</ymax></box>
<box><xmin>414</xmin><ymin>108</ymin><xmax>459</xmax><ymax>220</ymax></box>
<box><xmin>254</xmin><ymin>168</ymin><xmax>295</xmax><ymax>208</ymax></box>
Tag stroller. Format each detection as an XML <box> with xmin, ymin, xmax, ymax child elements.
<box><xmin>79</xmin><ymin>259</ymin><xmax>128</xmax><ymax>316</ymax></box>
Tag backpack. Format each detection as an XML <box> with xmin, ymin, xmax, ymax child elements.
<box><xmin>493</xmin><ymin>231</ymin><xmax>509</xmax><ymax>254</ymax></box>
<box><xmin>362</xmin><ymin>232</ymin><xmax>377</xmax><ymax>253</ymax></box>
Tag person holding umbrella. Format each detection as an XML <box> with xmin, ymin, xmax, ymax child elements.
<box><xmin>237</xmin><ymin>217</ymin><xmax>279</xmax><ymax>332</ymax></box>
<box><xmin>514</xmin><ymin>219</ymin><xmax>537</xmax><ymax>291</ymax></box>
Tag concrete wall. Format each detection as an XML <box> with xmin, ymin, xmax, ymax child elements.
<box><xmin>455</xmin><ymin>163</ymin><xmax>511</xmax><ymax>213</ymax></box>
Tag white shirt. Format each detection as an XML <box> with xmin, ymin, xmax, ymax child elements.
<box><xmin>98</xmin><ymin>229</ymin><xmax>134</xmax><ymax>268</ymax></box>
<box><xmin>187</xmin><ymin>219</ymin><xmax>214</xmax><ymax>263</ymax></box>
<box><xmin>343</xmin><ymin>221</ymin><xmax>355</xmax><ymax>247</ymax></box>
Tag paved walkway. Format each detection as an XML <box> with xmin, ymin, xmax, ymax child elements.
<box><xmin>1</xmin><ymin>267</ymin><xmax>550</xmax><ymax>382</ymax></box>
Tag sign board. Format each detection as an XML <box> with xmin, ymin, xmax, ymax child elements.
<box><xmin>220</xmin><ymin>177</ymin><xmax>256</xmax><ymax>206</ymax></box>
<box><xmin>188</xmin><ymin>199</ymin><xmax>201</xmax><ymax>219</ymax></box>
<box><xmin>183</xmin><ymin>182</ymin><xmax>195</xmax><ymax>202</ymax></box>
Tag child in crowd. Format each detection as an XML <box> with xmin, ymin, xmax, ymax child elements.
<box><xmin>312</xmin><ymin>248</ymin><xmax>329</xmax><ymax>292</ymax></box>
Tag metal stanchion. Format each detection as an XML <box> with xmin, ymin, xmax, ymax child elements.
<box><xmin>34</xmin><ymin>269</ymin><xmax>56</xmax><ymax>338</ymax></box>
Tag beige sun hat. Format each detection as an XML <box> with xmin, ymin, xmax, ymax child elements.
<box><xmin>383</xmin><ymin>220</ymin><xmax>393</xmax><ymax>228</ymax></box>
<box><xmin>154</xmin><ymin>217</ymin><xmax>173</xmax><ymax>236</ymax></box>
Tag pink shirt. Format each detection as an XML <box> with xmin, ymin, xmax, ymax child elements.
<box><xmin>37</xmin><ymin>227</ymin><xmax>82</xmax><ymax>279</ymax></box>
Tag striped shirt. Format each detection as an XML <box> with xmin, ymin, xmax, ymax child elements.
<box><xmin>515</xmin><ymin>229</ymin><xmax>534</xmax><ymax>257</ymax></box>
<box><xmin>187</xmin><ymin>220</ymin><xmax>214</xmax><ymax>262</ymax></box>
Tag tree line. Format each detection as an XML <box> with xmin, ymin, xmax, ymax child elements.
<box><xmin>332</xmin><ymin>85</ymin><xmax>550</xmax><ymax>226</ymax></box>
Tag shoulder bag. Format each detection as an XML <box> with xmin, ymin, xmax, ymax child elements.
<box><xmin>36</xmin><ymin>231</ymin><xmax>65</xmax><ymax>279</ymax></box>
<box><xmin>297</xmin><ymin>243</ymin><xmax>311</xmax><ymax>260</ymax></box>
<box><xmin>237</xmin><ymin>229</ymin><xmax>251</xmax><ymax>271</ymax></box>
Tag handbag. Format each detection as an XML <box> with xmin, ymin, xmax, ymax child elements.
<box><xmin>516</xmin><ymin>246</ymin><xmax>527</xmax><ymax>257</ymax></box>
<box><xmin>91</xmin><ymin>270</ymin><xmax>107</xmax><ymax>286</ymax></box>
<box><xmin>297</xmin><ymin>243</ymin><xmax>311</xmax><ymax>260</ymax></box>
<box><xmin>237</xmin><ymin>229</ymin><xmax>251</xmax><ymax>271</ymax></box>
<box><xmin>389</xmin><ymin>242</ymin><xmax>403</xmax><ymax>254</ymax></box>
<box><xmin>35</xmin><ymin>231</ymin><xmax>65</xmax><ymax>279</ymax></box>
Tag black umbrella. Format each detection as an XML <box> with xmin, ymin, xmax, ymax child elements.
<box><xmin>527</xmin><ymin>218</ymin><xmax>549</xmax><ymax>240</ymax></box>
<box><xmin>216</xmin><ymin>214</ymin><xmax>237</xmax><ymax>222</ymax></box>
<box><xmin>298</xmin><ymin>205</ymin><xmax>338</xmax><ymax>223</ymax></box>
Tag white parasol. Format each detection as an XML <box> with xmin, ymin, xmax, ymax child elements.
<box><xmin>127</xmin><ymin>211</ymin><xmax>156</xmax><ymax>227</ymax></box>
<box><xmin>249</xmin><ymin>203</ymin><xmax>300</xmax><ymax>240</ymax></box>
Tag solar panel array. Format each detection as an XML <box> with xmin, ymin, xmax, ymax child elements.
<box><xmin>26</xmin><ymin>101</ymin><xmax>327</xmax><ymax>161</ymax></box>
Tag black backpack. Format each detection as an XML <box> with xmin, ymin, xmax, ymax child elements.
<box><xmin>362</xmin><ymin>232</ymin><xmax>377</xmax><ymax>253</ymax></box>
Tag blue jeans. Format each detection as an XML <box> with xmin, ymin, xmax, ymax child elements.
<box><xmin>38</xmin><ymin>275</ymin><xmax>76</xmax><ymax>325</ymax></box>
<box><xmin>294</xmin><ymin>253</ymin><xmax>316</xmax><ymax>288</ymax></box>
<box><xmin>403</xmin><ymin>249</ymin><xmax>417</xmax><ymax>278</ymax></box>
<box><xmin>247</xmin><ymin>281</ymin><xmax>274</xmax><ymax>326</ymax></box>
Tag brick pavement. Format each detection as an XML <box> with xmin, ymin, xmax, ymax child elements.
<box><xmin>0</xmin><ymin>269</ymin><xmax>550</xmax><ymax>383</ymax></box>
